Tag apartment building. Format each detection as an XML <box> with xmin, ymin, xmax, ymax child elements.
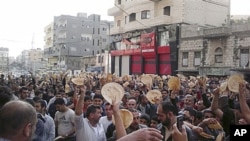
<box><xmin>0</xmin><ymin>47</ymin><xmax>9</xmax><ymax>74</ymax></box>
<box><xmin>44</xmin><ymin>13</ymin><xmax>112</xmax><ymax>71</ymax></box>
<box><xmin>108</xmin><ymin>0</ymin><xmax>230</xmax><ymax>76</ymax></box>
<box><xmin>179</xmin><ymin>23</ymin><xmax>250</xmax><ymax>80</ymax></box>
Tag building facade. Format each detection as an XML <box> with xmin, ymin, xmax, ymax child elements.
<box><xmin>0</xmin><ymin>47</ymin><xmax>9</xmax><ymax>74</ymax></box>
<box><xmin>108</xmin><ymin>0</ymin><xmax>230</xmax><ymax>76</ymax></box>
<box><xmin>44</xmin><ymin>13</ymin><xmax>112</xmax><ymax>72</ymax></box>
<box><xmin>178</xmin><ymin>23</ymin><xmax>250</xmax><ymax>80</ymax></box>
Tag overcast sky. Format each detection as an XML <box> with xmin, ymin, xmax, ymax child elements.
<box><xmin>0</xmin><ymin>0</ymin><xmax>249</xmax><ymax>58</ymax></box>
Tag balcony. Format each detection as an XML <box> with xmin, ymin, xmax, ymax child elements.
<box><xmin>203</xmin><ymin>27</ymin><xmax>230</xmax><ymax>38</ymax></box>
<box><xmin>108</xmin><ymin>6</ymin><xmax>122</xmax><ymax>16</ymax></box>
<box><xmin>148</xmin><ymin>15</ymin><xmax>172</xmax><ymax>27</ymax></box>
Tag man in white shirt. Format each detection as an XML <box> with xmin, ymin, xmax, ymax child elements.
<box><xmin>99</xmin><ymin>102</ymin><xmax>113</xmax><ymax>134</ymax></box>
<box><xmin>75</xmin><ymin>86</ymin><xmax>106</xmax><ymax>141</ymax></box>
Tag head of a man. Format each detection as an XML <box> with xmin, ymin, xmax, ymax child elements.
<box><xmin>54</xmin><ymin>98</ymin><xmax>66</xmax><ymax>112</ymax></box>
<box><xmin>128</xmin><ymin>109</ymin><xmax>140</xmax><ymax>130</ymax></box>
<box><xmin>93</xmin><ymin>94</ymin><xmax>104</xmax><ymax>106</ymax></box>
<box><xmin>127</xmin><ymin>98</ymin><xmax>137</xmax><ymax>110</ymax></box>
<box><xmin>184</xmin><ymin>94</ymin><xmax>194</xmax><ymax>108</ymax></box>
<box><xmin>0</xmin><ymin>100</ymin><xmax>37</xmax><ymax>141</ymax></box>
<box><xmin>183</xmin><ymin>107</ymin><xmax>196</xmax><ymax>124</ymax></box>
<box><xmin>104</xmin><ymin>102</ymin><xmax>113</xmax><ymax>119</ymax></box>
<box><xmin>0</xmin><ymin>86</ymin><xmax>16</xmax><ymax>108</ymax></box>
<box><xmin>20</xmin><ymin>87</ymin><xmax>29</xmax><ymax>100</ymax></box>
<box><xmin>34</xmin><ymin>100</ymin><xmax>47</xmax><ymax>114</ymax></box>
<box><xmin>157</xmin><ymin>101</ymin><xmax>178</xmax><ymax>128</ymax></box>
<box><xmin>84</xmin><ymin>95</ymin><xmax>93</xmax><ymax>107</ymax></box>
<box><xmin>86</xmin><ymin>105</ymin><xmax>102</xmax><ymax>125</ymax></box>
<box><xmin>161</xmin><ymin>89</ymin><xmax>169</xmax><ymax>101</ymax></box>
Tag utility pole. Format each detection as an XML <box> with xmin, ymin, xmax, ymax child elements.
<box><xmin>100</xmin><ymin>36</ymin><xmax>103</xmax><ymax>73</ymax></box>
<box><xmin>107</xmin><ymin>22</ymin><xmax>110</xmax><ymax>74</ymax></box>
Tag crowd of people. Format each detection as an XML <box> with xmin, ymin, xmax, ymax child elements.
<box><xmin>0</xmin><ymin>71</ymin><xmax>250</xmax><ymax>141</ymax></box>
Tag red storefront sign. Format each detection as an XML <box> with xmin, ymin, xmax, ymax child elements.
<box><xmin>123</xmin><ymin>49</ymin><xmax>134</xmax><ymax>55</ymax></box>
<box><xmin>140</xmin><ymin>32</ymin><xmax>156</xmax><ymax>57</ymax></box>
<box><xmin>133</xmin><ymin>48</ymin><xmax>141</xmax><ymax>55</ymax></box>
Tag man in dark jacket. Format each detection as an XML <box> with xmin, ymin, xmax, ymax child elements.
<box><xmin>157</xmin><ymin>101</ymin><xmax>196</xmax><ymax>141</ymax></box>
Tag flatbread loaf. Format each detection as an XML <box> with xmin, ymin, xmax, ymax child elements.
<box><xmin>146</xmin><ymin>89</ymin><xmax>162</xmax><ymax>104</ymax></box>
<box><xmin>101</xmin><ymin>82</ymin><xmax>125</xmax><ymax>104</ymax></box>
<box><xmin>71</xmin><ymin>78</ymin><xmax>84</xmax><ymax>86</ymax></box>
<box><xmin>167</xmin><ymin>76</ymin><xmax>180</xmax><ymax>91</ymax></box>
<box><xmin>228</xmin><ymin>74</ymin><xmax>244</xmax><ymax>93</ymax></box>
<box><xmin>112</xmin><ymin>109</ymin><xmax>133</xmax><ymax>128</ymax></box>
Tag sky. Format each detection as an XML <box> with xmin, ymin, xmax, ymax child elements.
<box><xmin>0</xmin><ymin>0</ymin><xmax>250</xmax><ymax>58</ymax></box>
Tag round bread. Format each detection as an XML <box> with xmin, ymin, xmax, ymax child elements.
<box><xmin>167</xmin><ymin>76</ymin><xmax>180</xmax><ymax>91</ymax></box>
<box><xmin>208</xmin><ymin>122</ymin><xmax>223</xmax><ymax>130</ymax></box>
<box><xmin>71</xmin><ymin>78</ymin><xmax>84</xmax><ymax>86</ymax></box>
<box><xmin>146</xmin><ymin>89</ymin><xmax>162</xmax><ymax>104</ymax></box>
<box><xmin>219</xmin><ymin>81</ymin><xmax>228</xmax><ymax>93</ymax></box>
<box><xmin>112</xmin><ymin>109</ymin><xmax>133</xmax><ymax>129</ymax></box>
<box><xmin>228</xmin><ymin>74</ymin><xmax>244</xmax><ymax>93</ymax></box>
<box><xmin>101</xmin><ymin>82</ymin><xmax>125</xmax><ymax>104</ymax></box>
<box><xmin>140</xmin><ymin>75</ymin><xmax>153</xmax><ymax>88</ymax></box>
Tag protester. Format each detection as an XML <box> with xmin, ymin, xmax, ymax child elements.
<box><xmin>156</xmin><ymin>101</ymin><xmax>196</xmax><ymax>141</ymax></box>
<box><xmin>0</xmin><ymin>100</ymin><xmax>37</xmax><ymax>141</ymax></box>
<box><xmin>75</xmin><ymin>85</ymin><xmax>106</xmax><ymax>141</ymax></box>
<box><xmin>1</xmin><ymin>71</ymin><xmax>249</xmax><ymax>141</ymax></box>
<box><xmin>54</xmin><ymin>98</ymin><xmax>76</xmax><ymax>141</ymax></box>
<box><xmin>34</xmin><ymin>99</ymin><xmax>55</xmax><ymax>141</ymax></box>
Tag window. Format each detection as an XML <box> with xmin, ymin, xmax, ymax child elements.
<box><xmin>215</xmin><ymin>47</ymin><xmax>223</xmax><ymax>63</ymax></box>
<box><xmin>141</xmin><ymin>10</ymin><xmax>150</xmax><ymax>19</ymax></box>
<box><xmin>129</xmin><ymin>13</ymin><xmax>136</xmax><ymax>22</ymax></box>
<box><xmin>98</xmin><ymin>55</ymin><xmax>104</xmax><ymax>63</ymax></box>
<box><xmin>117</xmin><ymin>20</ymin><xmax>121</xmax><ymax>27</ymax></box>
<box><xmin>194</xmin><ymin>52</ymin><xmax>201</xmax><ymax>66</ymax></box>
<box><xmin>240</xmin><ymin>49</ymin><xmax>249</xmax><ymax>67</ymax></box>
<box><xmin>163</xmin><ymin>6</ymin><xmax>171</xmax><ymax>16</ymax></box>
<box><xmin>182</xmin><ymin>52</ymin><xmax>188</xmax><ymax>67</ymax></box>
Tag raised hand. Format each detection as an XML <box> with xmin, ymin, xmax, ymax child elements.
<box><xmin>172</xmin><ymin>124</ymin><xmax>188</xmax><ymax>141</ymax></box>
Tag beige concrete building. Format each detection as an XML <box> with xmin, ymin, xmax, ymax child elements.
<box><xmin>0</xmin><ymin>47</ymin><xmax>9</xmax><ymax>74</ymax></box>
<box><xmin>178</xmin><ymin>23</ymin><xmax>250</xmax><ymax>77</ymax></box>
<box><xmin>27</xmin><ymin>48</ymin><xmax>47</xmax><ymax>74</ymax></box>
<box><xmin>107</xmin><ymin>0</ymin><xmax>230</xmax><ymax>76</ymax></box>
<box><xmin>109</xmin><ymin>0</ymin><xmax>230</xmax><ymax>35</ymax></box>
